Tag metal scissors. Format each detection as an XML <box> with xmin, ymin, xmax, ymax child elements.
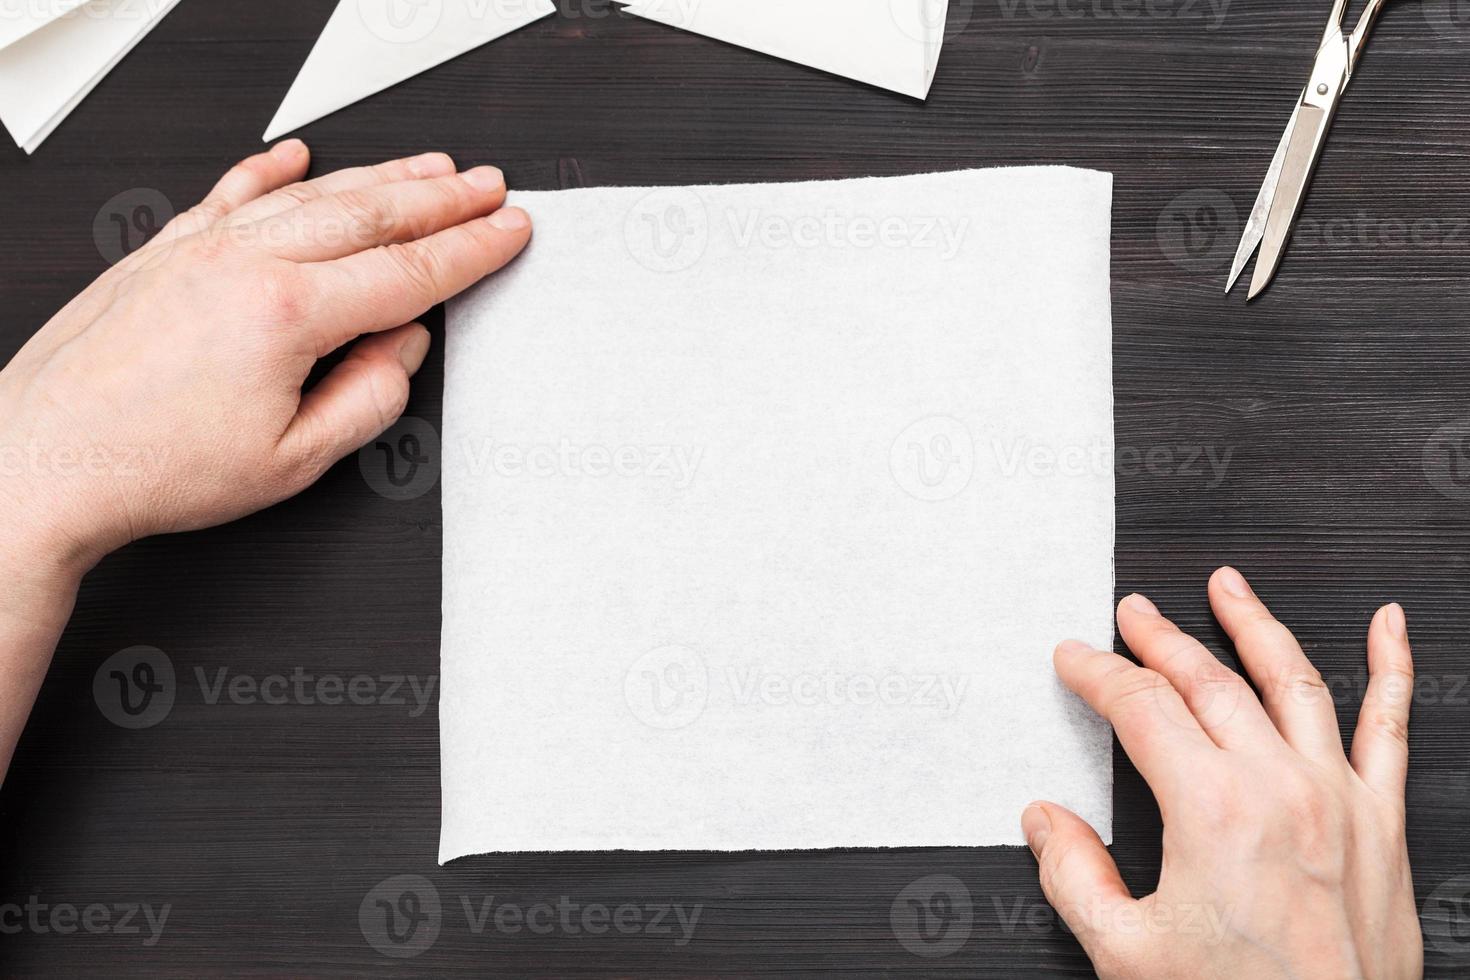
<box><xmin>1227</xmin><ymin>0</ymin><xmax>1394</xmax><ymax>299</ymax></box>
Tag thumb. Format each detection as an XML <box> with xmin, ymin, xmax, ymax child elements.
<box><xmin>279</xmin><ymin>322</ymin><xmax>430</xmax><ymax>481</ymax></box>
<box><xmin>1023</xmin><ymin>801</ymin><xmax>1135</xmax><ymax>964</ymax></box>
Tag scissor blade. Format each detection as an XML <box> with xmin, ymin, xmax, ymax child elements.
<box><xmin>1247</xmin><ymin>102</ymin><xmax>1332</xmax><ymax>299</ymax></box>
<box><xmin>1226</xmin><ymin>98</ymin><xmax>1304</xmax><ymax>294</ymax></box>
<box><xmin>1246</xmin><ymin>32</ymin><xmax>1352</xmax><ymax>300</ymax></box>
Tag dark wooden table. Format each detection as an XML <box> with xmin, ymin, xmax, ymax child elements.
<box><xmin>2</xmin><ymin>0</ymin><xmax>1468</xmax><ymax>975</ymax></box>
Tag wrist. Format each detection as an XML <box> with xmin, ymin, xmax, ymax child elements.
<box><xmin>0</xmin><ymin>473</ymin><xmax>103</xmax><ymax>611</ymax></box>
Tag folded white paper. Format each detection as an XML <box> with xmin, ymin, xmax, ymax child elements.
<box><xmin>263</xmin><ymin>0</ymin><xmax>555</xmax><ymax>141</ymax></box>
<box><xmin>441</xmin><ymin>167</ymin><xmax>1115</xmax><ymax>859</ymax></box>
<box><xmin>619</xmin><ymin>0</ymin><xmax>949</xmax><ymax>99</ymax></box>
<box><xmin>0</xmin><ymin>0</ymin><xmax>92</xmax><ymax>52</ymax></box>
<box><xmin>0</xmin><ymin>0</ymin><xmax>181</xmax><ymax>154</ymax></box>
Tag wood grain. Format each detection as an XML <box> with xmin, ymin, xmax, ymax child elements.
<box><xmin>1</xmin><ymin>0</ymin><xmax>1468</xmax><ymax>975</ymax></box>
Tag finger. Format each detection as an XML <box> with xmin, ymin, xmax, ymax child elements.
<box><xmin>1054</xmin><ymin>640</ymin><xmax>1219</xmax><ymax>802</ymax></box>
<box><xmin>1207</xmin><ymin>567</ymin><xmax>1345</xmax><ymax>763</ymax></box>
<box><xmin>1117</xmin><ymin>592</ymin><xmax>1279</xmax><ymax>750</ymax></box>
<box><xmin>1350</xmin><ymin>603</ymin><xmax>1414</xmax><ymax>801</ymax></box>
<box><xmin>307</xmin><ymin>207</ymin><xmax>532</xmax><ymax>346</ymax></box>
<box><xmin>149</xmin><ymin>140</ymin><xmax>312</xmax><ymax>250</ymax></box>
<box><xmin>1023</xmin><ymin>801</ymin><xmax>1135</xmax><ymax>962</ymax></box>
<box><xmin>223</xmin><ymin>151</ymin><xmax>456</xmax><ymax>227</ymax></box>
<box><xmin>277</xmin><ymin>323</ymin><xmax>431</xmax><ymax>482</ymax></box>
<box><xmin>256</xmin><ymin>166</ymin><xmax>506</xmax><ymax>262</ymax></box>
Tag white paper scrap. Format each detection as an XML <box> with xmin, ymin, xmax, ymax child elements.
<box><xmin>619</xmin><ymin>0</ymin><xmax>950</xmax><ymax>99</ymax></box>
<box><xmin>441</xmin><ymin>166</ymin><xmax>1115</xmax><ymax>859</ymax></box>
<box><xmin>0</xmin><ymin>0</ymin><xmax>182</xmax><ymax>154</ymax></box>
<box><xmin>263</xmin><ymin>0</ymin><xmax>555</xmax><ymax>141</ymax></box>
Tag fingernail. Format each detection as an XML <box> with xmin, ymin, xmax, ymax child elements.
<box><xmin>271</xmin><ymin>138</ymin><xmax>306</xmax><ymax>161</ymax></box>
<box><xmin>408</xmin><ymin>152</ymin><xmax>454</xmax><ymax>178</ymax></box>
<box><xmin>1056</xmin><ymin>639</ymin><xmax>1095</xmax><ymax>657</ymax></box>
<box><xmin>1217</xmin><ymin>566</ymin><xmax>1250</xmax><ymax>598</ymax></box>
<box><xmin>488</xmin><ymin>206</ymin><xmax>530</xmax><ymax>232</ymax></box>
<box><xmin>1021</xmin><ymin>804</ymin><xmax>1051</xmax><ymax>857</ymax></box>
<box><xmin>1386</xmin><ymin>602</ymin><xmax>1407</xmax><ymax>640</ymax></box>
<box><xmin>461</xmin><ymin>166</ymin><xmax>504</xmax><ymax>193</ymax></box>
<box><xmin>1125</xmin><ymin>593</ymin><xmax>1158</xmax><ymax>615</ymax></box>
<box><xmin>399</xmin><ymin>328</ymin><xmax>431</xmax><ymax>376</ymax></box>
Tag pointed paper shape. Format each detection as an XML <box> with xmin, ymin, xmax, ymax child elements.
<box><xmin>0</xmin><ymin>0</ymin><xmax>182</xmax><ymax>154</ymax></box>
<box><xmin>264</xmin><ymin>0</ymin><xmax>555</xmax><ymax>142</ymax></box>
<box><xmin>0</xmin><ymin>0</ymin><xmax>93</xmax><ymax>52</ymax></box>
<box><xmin>619</xmin><ymin>0</ymin><xmax>948</xmax><ymax>99</ymax></box>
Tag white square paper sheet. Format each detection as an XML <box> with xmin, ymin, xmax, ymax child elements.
<box><xmin>440</xmin><ymin>167</ymin><xmax>1114</xmax><ymax>860</ymax></box>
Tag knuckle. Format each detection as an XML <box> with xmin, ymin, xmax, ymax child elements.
<box><xmin>1192</xmin><ymin>656</ymin><xmax>1239</xmax><ymax>685</ymax></box>
<box><xmin>1150</xmin><ymin>633</ymin><xmax>1203</xmax><ymax>672</ymax></box>
<box><xmin>1363</xmin><ymin>707</ymin><xmax>1411</xmax><ymax>748</ymax></box>
<box><xmin>1036</xmin><ymin>835</ymin><xmax>1080</xmax><ymax>899</ymax></box>
<box><xmin>409</xmin><ymin>179</ymin><xmax>467</xmax><ymax>239</ymax></box>
<box><xmin>186</xmin><ymin>198</ymin><xmax>231</xmax><ymax>230</ymax></box>
<box><xmin>386</xmin><ymin>242</ymin><xmax>447</xmax><ymax>300</ymax></box>
<box><xmin>1105</xmin><ymin>666</ymin><xmax>1172</xmax><ymax>715</ymax></box>
<box><xmin>1241</xmin><ymin>608</ymin><xmax>1297</xmax><ymax>645</ymax></box>
<box><xmin>362</xmin><ymin>358</ymin><xmax>411</xmax><ymax>429</ymax></box>
<box><xmin>275</xmin><ymin>182</ymin><xmax>318</xmax><ymax>208</ymax></box>
<box><xmin>1276</xmin><ymin>666</ymin><xmax>1331</xmax><ymax>707</ymax></box>
<box><xmin>1373</xmin><ymin>666</ymin><xmax>1417</xmax><ymax>709</ymax></box>
<box><xmin>255</xmin><ymin>263</ymin><xmax>313</xmax><ymax>324</ymax></box>
<box><xmin>1275</xmin><ymin>769</ymin><xmax>1329</xmax><ymax>820</ymax></box>
<box><xmin>184</xmin><ymin>227</ymin><xmax>234</xmax><ymax>264</ymax></box>
<box><xmin>335</xmin><ymin>189</ymin><xmax>399</xmax><ymax>242</ymax></box>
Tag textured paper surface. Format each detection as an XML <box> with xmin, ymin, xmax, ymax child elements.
<box><xmin>440</xmin><ymin>167</ymin><xmax>1114</xmax><ymax>860</ymax></box>
<box><xmin>619</xmin><ymin>0</ymin><xmax>948</xmax><ymax>98</ymax></box>
<box><xmin>263</xmin><ymin>0</ymin><xmax>554</xmax><ymax>141</ymax></box>
<box><xmin>0</xmin><ymin>0</ymin><xmax>181</xmax><ymax>153</ymax></box>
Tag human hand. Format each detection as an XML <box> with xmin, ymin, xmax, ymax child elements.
<box><xmin>0</xmin><ymin>140</ymin><xmax>530</xmax><ymax>582</ymax></box>
<box><xmin>1024</xmin><ymin>567</ymin><xmax>1421</xmax><ymax>978</ymax></box>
